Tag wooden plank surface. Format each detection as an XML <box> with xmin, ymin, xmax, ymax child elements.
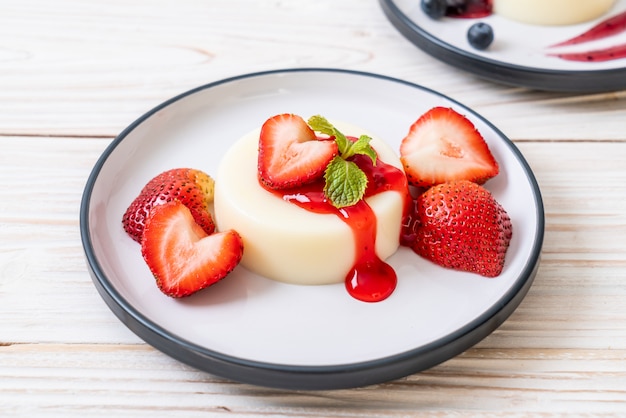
<box><xmin>1</xmin><ymin>0</ymin><xmax>625</xmax><ymax>416</ymax></box>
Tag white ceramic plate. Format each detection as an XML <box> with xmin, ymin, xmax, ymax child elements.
<box><xmin>380</xmin><ymin>0</ymin><xmax>626</xmax><ymax>92</ymax></box>
<box><xmin>80</xmin><ymin>69</ymin><xmax>544</xmax><ymax>390</ymax></box>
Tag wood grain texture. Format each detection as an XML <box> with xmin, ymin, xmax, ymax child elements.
<box><xmin>2</xmin><ymin>0</ymin><xmax>625</xmax><ymax>138</ymax></box>
<box><xmin>1</xmin><ymin>0</ymin><xmax>625</xmax><ymax>416</ymax></box>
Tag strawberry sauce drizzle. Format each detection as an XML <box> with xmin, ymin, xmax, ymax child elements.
<box><xmin>547</xmin><ymin>10</ymin><xmax>626</xmax><ymax>62</ymax></box>
<box><xmin>551</xmin><ymin>11</ymin><xmax>626</xmax><ymax>47</ymax></box>
<box><xmin>548</xmin><ymin>43</ymin><xmax>626</xmax><ymax>62</ymax></box>
<box><xmin>267</xmin><ymin>152</ymin><xmax>410</xmax><ymax>303</ymax></box>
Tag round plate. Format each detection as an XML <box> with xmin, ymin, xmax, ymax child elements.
<box><xmin>80</xmin><ymin>68</ymin><xmax>544</xmax><ymax>390</ymax></box>
<box><xmin>380</xmin><ymin>0</ymin><xmax>626</xmax><ymax>92</ymax></box>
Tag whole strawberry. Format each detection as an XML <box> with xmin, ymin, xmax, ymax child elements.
<box><xmin>122</xmin><ymin>168</ymin><xmax>215</xmax><ymax>242</ymax></box>
<box><xmin>402</xmin><ymin>180</ymin><xmax>512</xmax><ymax>277</ymax></box>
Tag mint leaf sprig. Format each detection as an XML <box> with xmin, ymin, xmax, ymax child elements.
<box><xmin>307</xmin><ymin>115</ymin><xmax>377</xmax><ymax>208</ymax></box>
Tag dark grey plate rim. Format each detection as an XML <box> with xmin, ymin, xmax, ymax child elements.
<box><xmin>379</xmin><ymin>0</ymin><xmax>626</xmax><ymax>93</ymax></box>
<box><xmin>79</xmin><ymin>67</ymin><xmax>545</xmax><ymax>390</ymax></box>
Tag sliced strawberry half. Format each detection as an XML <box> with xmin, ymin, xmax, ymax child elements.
<box><xmin>400</xmin><ymin>107</ymin><xmax>499</xmax><ymax>188</ymax></box>
<box><xmin>141</xmin><ymin>200</ymin><xmax>243</xmax><ymax>298</ymax></box>
<box><xmin>258</xmin><ymin>113</ymin><xmax>338</xmax><ymax>189</ymax></box>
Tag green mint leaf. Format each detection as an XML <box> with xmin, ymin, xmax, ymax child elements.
<box><xmin>307</xmin><ymin>115</ymin><xmax>349</xmax><ymax>154</ymax></box>
<box><xmin>308</xmin><ymin>115</ymin><xmax>378</xmax><ymax>208</ymax></box>
<box><xmin>343</xmin><ymin>134</ymin><xmax>377</xmax><ymax>165</ymax></box>
<box><xmin>324</xmin><ymin>156</ymin><xmax>368</xmax><ymax>208</ymax></box>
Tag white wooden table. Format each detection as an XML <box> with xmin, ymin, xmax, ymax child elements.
<box><xmin>1</xmin><ymin>0</ymin><xmax>625</xmax><ymax>415</ymax></box>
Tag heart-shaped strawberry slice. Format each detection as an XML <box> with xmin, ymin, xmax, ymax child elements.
<box><xmin>141</xmin><ymin>200</ymin><xmax>243</xmax><ymax>297</ymax></box>
<box><xmin>258</xmin><ymin>113</ymin><xmax>338</xmax><ymax>189</ymax></box>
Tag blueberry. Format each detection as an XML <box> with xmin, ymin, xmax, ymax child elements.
<box><xmin>421</xmin><ymin>0</ymin><xmax>447</xmax><ymax>20</ymax></box>
<box><xmin>467</xmin><ymin>22</ymin><xmax>494</xmax><ymax>50</ymax></box>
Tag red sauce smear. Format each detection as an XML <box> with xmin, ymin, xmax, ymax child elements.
<box><xmin>551</xmin><ymin>10</ymin><xmax>626</xmax><ymax>47</ymax></box>
<box><xmin>445</xmin><ymin>0</ymin><xmax>493</xmax><ymax>19</ymax></box>
<box><xmin>265</xmin><ymin>148</ymin><xmax>410</xmax><ymax>303</ymax></box>
<box><xmin>547</xmin><ymin>10</ymin><xmax>626</xmax><ymax>62</ymax></box>
<box><xmin>548</xmin><ymin>43</ymin><xmax>626</xmax><ymax>62</ymax></box>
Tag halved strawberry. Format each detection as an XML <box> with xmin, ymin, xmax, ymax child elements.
<box><xmin>141</xmin><ymin>200</ymin><xmax>243</xmax><ymax>298</ymax></box>
<box><xmin>258</xmin><ymin>113</ymin><xmax>338</xmax><ymax>189</ymax></box>
<box><xmin>402</xmin><ymin>180</ymin><xmax>512</xmax><ymax>277</ymax></box>
<box><xmin>123</xmin><ymin>168</ymin><xmax>215</xmax><ymax>242</ymax></box>
<box><xmin>400</xmin><ymin>107</ymin><xmax>499</xmax><ymax>188</ymax></box>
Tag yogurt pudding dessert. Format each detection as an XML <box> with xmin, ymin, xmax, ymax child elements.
<box><xmin>493</xmin><ymin>0</ymin><xmax>617</xmax><ymax>26</ymax></box>
<box><xmin>122</xmin><ymin>108</ymin><xmax>512</xmax><ymax>302</ymax></box>
<box><xmin>214</xmin><ymin>115</ymin><xmax>408</xmax><ymax>301</ymax></box>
